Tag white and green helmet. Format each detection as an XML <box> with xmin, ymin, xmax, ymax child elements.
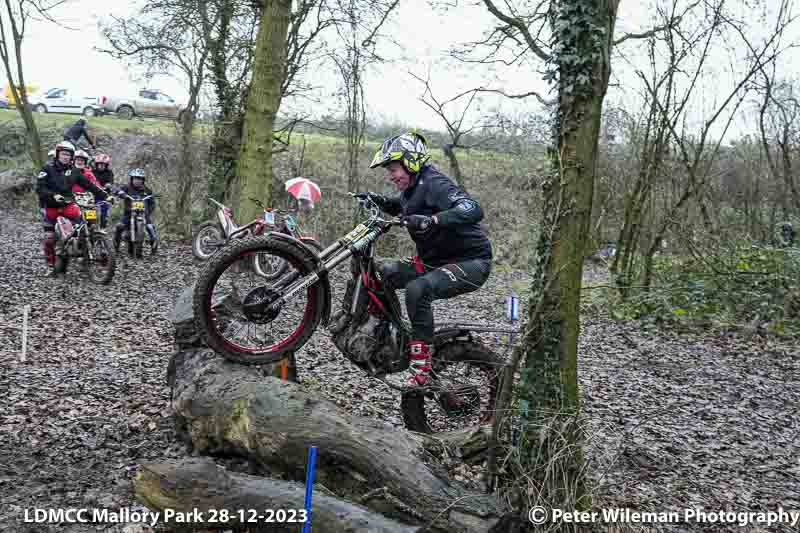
<box><xmin>369</xmin><ymin>131</ymin><xmax>430</xmax><ymax>174</ymax></box>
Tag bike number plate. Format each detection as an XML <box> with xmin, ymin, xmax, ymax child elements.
<box><xmin>132</xmin><ymin>201</ymin><xmax>145</xmax><ymax>209</ymax></box>
<box><xmin>84</xmin><ymin>209</ymin><xmax>97</xmax><ymax>220</ymax></box>
<box><xmin>263</xmin><ymin>211</ymin><xmax>275</xmax><ymax>225</ymax></box>
<box><xmin>343</xmin><ymin>223</ymin><xmax>370</xmax><ymax>244</ymax></box>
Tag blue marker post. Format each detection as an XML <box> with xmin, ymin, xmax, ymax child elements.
<box><xmin>302</xmin><ymin>446</ymin><xmax>318</xmax><ymax>533</ymax></box>
<box><xmin>505</xmin><ymin>291</ymin><xmax>519</xmax><ymax>344</ymax></box>
<box><xmin>505</xmin><ymin>292</ymin><xmax>521</xmax><ymax>445</ymax></box>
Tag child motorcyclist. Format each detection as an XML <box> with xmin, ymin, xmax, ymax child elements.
<box><xmin>91</xmin><ymin>154</ymin><xmax>115</xmax><ymax>228</ymax></box>
<box><xmin>113</xmin><ymin>168</ymin><xmax>159</xmax><ymax>254</ymax></box>
<box><xmin>35</xmin><ymin>141</ymin><xmax>112</xmax><ymax>267</ymax></box>
<box><xmin>71</xmin><ymin>150</ymin><xmax>101</xmax><ymax>190</ymax></box>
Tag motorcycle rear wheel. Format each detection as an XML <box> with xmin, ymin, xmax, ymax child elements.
<box><xmin>401</xmin><ymin>340</ymin><xmax>503</xmax><ymax>434</ymax></box>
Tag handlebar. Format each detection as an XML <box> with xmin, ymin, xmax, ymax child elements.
<box><xmin>249</xmin><ymin>197</ymin><xmax>267</xmax><ymax>209</ymax></box>
<box><xmin>118</xmin><ymin>193</ymin><xmax>157</xmax><ymax>201</ymax></box>
<box><xmin>348</xmin><ymin>192</ymin><xmax>404</xmax><ymax>227</ymax></box>
<box><xmin>208</xmin><ymin>197</ymin><xmax>226</xmax><ymax>209</ymax></box>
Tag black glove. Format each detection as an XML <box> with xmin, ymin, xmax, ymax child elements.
<box><xmin>355</xmin><ymin>191</ymin><xmax>388</xmax><ymax>208</ymax></box>
<box><xmin>52</xmin><ymin>194</ymin><xmax>66</xmax><ymax>204</ymax></box>
<box><xmin>402</xmin><ymin>214</ymin><xmax>435</xmax><ymax>233</ymax></box>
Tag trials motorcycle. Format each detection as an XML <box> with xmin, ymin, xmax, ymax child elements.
<box><xmin>192</xmin><ymin>197</ymin><xmax>322</xmax><ymax>280</ymax></box>
<box><xmin>52</xmin><ymin>191</ymin><xmax>116</xmax><ymax>284</ymax></box>
<box><xmin>118</xmin><ymin>192</ymin><xmax>158</xmax><ymax>258</ymax></box>
<box><xmin>192</xmin><ymin>194</ymin><xmax>506</xmax><ymax>433</ymax></box>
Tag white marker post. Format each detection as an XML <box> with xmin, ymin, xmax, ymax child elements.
<box><xmin>21</xmin><ymin>304</ymin><xmax>30</xmax><ymax>362</ymax></box>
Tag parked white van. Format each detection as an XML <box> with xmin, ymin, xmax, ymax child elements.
<box><xmin>28</xmin><ymin>87</ymin><xmax>103</xmax><ymax>117</ymax></box>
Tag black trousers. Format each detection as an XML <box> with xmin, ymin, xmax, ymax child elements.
<box><xmin>380</xmin><ymin>256</ymin><xmax>492</xmax><ymax>343</ymax></box>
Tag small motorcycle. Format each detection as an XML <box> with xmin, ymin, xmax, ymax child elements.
<box><xmin>52</xmin><ymin>192</ymin><xmax>116</xmax><ymax>284</ymax></box>
<box><xmin>192</xmin><ymin>197</ymin><xmax>322</xmax><ymax>280</ymax></box>
<box><xmin>118</xmin><ymin>192</ymin><xmax>158</xmax><ymax>258</ymax></box>
<box><xmin>192</xmin><ymin>194</ymin><xmax>507</xmax><ymax>434</ymax></box>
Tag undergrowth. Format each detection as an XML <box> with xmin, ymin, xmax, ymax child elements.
<box><xmin>608</xmin><ymin>241</ymin><xmax>800</xmax><ymax>338</ymax></box>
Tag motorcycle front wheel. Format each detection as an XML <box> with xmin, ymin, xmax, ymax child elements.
<box><xmin>193</xmin><ymin>236</ymin><xmax>325</xmax><ymax>364</ymax></box>
<box><xmin>85</xmin><ymin>233</ymin><xmax>116</xmax><ymax>285</ymax></box>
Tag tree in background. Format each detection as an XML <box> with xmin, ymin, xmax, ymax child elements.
<box><xmin>233</xmin><ymin>0</ymin><xmax>292</xmax><ymax>222</ymax></box>
<box><xmin>0</xmin><ymin>0</ymin><xmax>59</xmax><ymax>168</ymax></box>
<box><xmin>409</xmin><ymin>71</ymin><xmax>499</xmax><ymax>190</ymax></box>
<box><xmin>329</xmin><ymin>0</ymin><xmax>398</xmax><ymax>210</ymax></box>
<box><xmin>100</xmin><ymin>0</ymin><xmax>218</xmax><ymax>234</ymax></box>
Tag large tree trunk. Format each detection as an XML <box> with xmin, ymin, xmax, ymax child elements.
<box><xmin>165</xmin><ymin>286</ymin><xmax>503</xmax><ymax>532</ymax></box>
<box><xmin>135</xmin><ymin>458</ymin><xmax>419</xmax><ymax>532</ymax></box>
<box><xmin>234</xmin><ymin>0</ymin><xmax>291</xmax><ymax>222</ymax></box>
<box><xmin>175</xmin><ymin>106</ymin><xmax>197</xmax><ymax>235</ymax></box>
<box><xmin>504</xmin><ymin>1</ymin><xmax>620</xmax><ymax>529</ymax></box>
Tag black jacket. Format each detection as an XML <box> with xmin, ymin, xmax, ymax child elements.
<box><xmin>64</xmin><ymin>121</ymin><xmax>93</xmax><ymax>145</ymax></box>
<box><xmin>380</xmin><ymin>164</ymin><xmax>492</xmax><ymax>267</ymax></box>
<box><xmin>36</xmin><ymin>161</ymin><xmax>109</xmax><ymax>208</ymax></box>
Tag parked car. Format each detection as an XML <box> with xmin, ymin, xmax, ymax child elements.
<box><xmin>27</xmin><ymin>87</ymin><xmax>103</xmax><ymax>116</ymax></box>
<box><xmin>100</xmin><ymin>89</ymin><xmax>186</xmax><ymax>121</ymax></box>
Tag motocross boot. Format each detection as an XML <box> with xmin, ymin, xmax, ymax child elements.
<box><xmin>385</xmin><ymin>340</ymin><xmax>434</xmax><ymax>389</ymax></box>
<box><xmin>113</xmin><ymin>224</ymin><xmax>124</xmax><ymax>253</ymax></box>
<box><xmin>146</xmin><ymin>224</ymin><xmax>159</xmax><ymax>255</ymax></box>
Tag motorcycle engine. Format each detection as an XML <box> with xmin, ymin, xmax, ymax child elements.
<box><xmin>329</xmin><ymin>311</ymin><xmax>406</xmax><ymax>376</ymax></box>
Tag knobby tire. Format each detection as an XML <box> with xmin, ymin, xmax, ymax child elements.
<box><xmin>192</xmin><ymin>236</ymin><xmax>325</xmax><ymax>365</ymax></box>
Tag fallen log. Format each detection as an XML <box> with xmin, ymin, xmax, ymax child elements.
<box><xmin>165</xmin><ymin>347</ymin><xmax>502</xmax><ymax>532</ymax></box>
<box><xmin>135</xmin><ymin>457</ymin><xmax>419</xmax><ymax>533</ymax></box>
<box><xmin>162</xmin><ymin>285</ymin><xmax>504</xmax><ymax>532</ymax></box>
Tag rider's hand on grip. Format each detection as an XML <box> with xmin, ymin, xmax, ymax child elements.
<box><xmin>53</xmin><ymin>194</ymin><xmax>65</xmax><ymax>204</ymax></box>
<box><xmin>355</xmin><ymin>191</ymin><xmax>386</xmax><ymax>208</ymax></box>
<box><xmin>402</xmin><ymin>214</ymin><xmax>434</xmax><ymax>233</ymax></box>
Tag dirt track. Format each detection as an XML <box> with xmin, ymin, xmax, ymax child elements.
<box><xmin>0</xmin><ymin>206</ymin><xmax>797</xmax><ymax>533</ymax></box>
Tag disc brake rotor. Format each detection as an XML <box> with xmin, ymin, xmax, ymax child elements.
<box><xmin>242</xmin><ymin>286</ymin><xmax>282</xmax><ymax>324</ymax></box>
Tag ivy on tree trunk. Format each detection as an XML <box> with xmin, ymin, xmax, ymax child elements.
<box><xmin>508</xmin><ymin>0</ymin><xmax>619</xmax><ymax>527</ymax></box>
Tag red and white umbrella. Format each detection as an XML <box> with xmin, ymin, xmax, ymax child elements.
<box><xmin>285</xmin><ymin>177</ymin><xmax>321</xmax><ymax>203</ymax></box>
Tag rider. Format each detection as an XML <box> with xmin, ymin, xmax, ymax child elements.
<box><xmin>92</xmin><ymin>154</ymin><xmax>115</xmax><ymax>228</ymax></box>
<box><xmin>360</xmin><ymin>131</ymin><xmax>493</xmax><ymax>387</ymax></box>
<box><xmin>113</xmin><ymin>168</ymin><xmax>159</xmax><ymax>254</ymax></box>
<box><xmin>777</xmin><ymin>222</ymin><xmax>795</xmax><ymax>247</ymax></box>
<box><xmin>71</xmin><ymin>150</ymin><xmax>101</xmax><ymax>190</ymax></box>
<box><xmin>35</xmin><ymin>141</ymin><xmax>112</xmax><ymax>267</ymax></box>
<box><xmin>63</xmin><ymin>118</ymin><xmax>96</xmax><ymax>149</ymax></box>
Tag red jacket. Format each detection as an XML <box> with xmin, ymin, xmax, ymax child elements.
<box><xmin>71</xmin><ymin>167</ymin><xmax>101</xmax><ymax>193</ymax></box>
